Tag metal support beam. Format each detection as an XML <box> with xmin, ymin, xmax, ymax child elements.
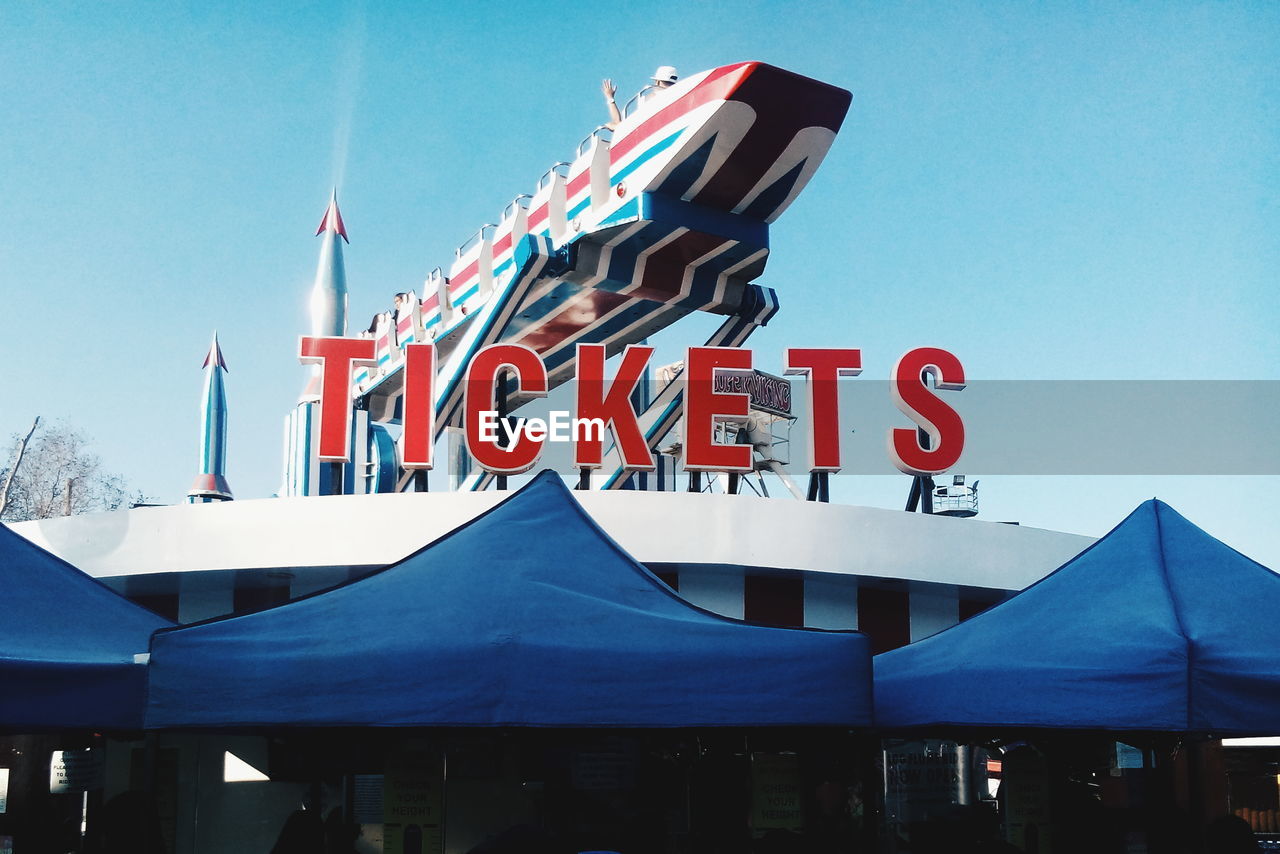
<box><xmin>905</xmin><ymin>425</ymin><xmax>935</xmax><ymax>513</ymax></box>
<box><xmin>807</xmin><ymin>471</ymin><xmax>830</xmax><ymax>503</ymax></box>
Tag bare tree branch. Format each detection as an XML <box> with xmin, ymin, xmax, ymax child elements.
<box><xmin>0</xmin><ymin>419</ymin><xmax>146</xmax><ymax>522</ymax></box>
<box><xmin>0</xmin><ymin>416</ymin><xmax>40</xmax><ymax>518</ymax></box>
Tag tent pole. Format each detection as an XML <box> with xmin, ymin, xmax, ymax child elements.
<box><xmin>495</xmin><ymin>370</ymin><xmax>510</xmax><ymax>490</ymax></box>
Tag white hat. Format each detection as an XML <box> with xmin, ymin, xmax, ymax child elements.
<box><xmin>651</xmin><ymin>65</ymin><xmax>678</xmax><ymax>84</ymax></box>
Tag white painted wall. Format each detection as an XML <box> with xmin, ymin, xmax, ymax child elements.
<box><xmin>178</xmin><ymin>571</ymin><xmax>235</xmax><ymax>623</ymax></box>
<box><xmin>804</xmin><ymin>574</ymin><xmax>859</xmax><ymax>629</ymax></box>
<box><xmin>908</xmin><ymin>582</ymin><xmax>960</xmax><ymax>642</ymax></box>
<box><xmin>677</xmin><ymin>566</ymin><xmax>745</xmax><ymax>619</ymax></box>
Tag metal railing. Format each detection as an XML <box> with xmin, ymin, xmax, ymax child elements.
<box><xmin>500</xmin><ymin>194</ymin><xmax>532</xmax><ymax>221</ymax></box>
<box><xmin>536</xmin><ymin>163</ymin><xmax>570</xmax><ymax>191</ymax></box>
<box><xmin>575</xmin><ymin>125</ymin><xmax>612</xmax><ymax>157</ymax></box>
<box><xmin>623</xmin><ymin>85</ymin><xmax>660</xmax><ymax>118</ymax></box>
<box><xmin>932</xmin><ymin>486</ymin><xmax>978</xmax><ymax>517</ymax></box>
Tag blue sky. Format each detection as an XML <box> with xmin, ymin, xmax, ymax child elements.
<box><xmin>1</xmin><ymin>3</ymin><xmax>1276</xmax><ymax>561</ymax></box>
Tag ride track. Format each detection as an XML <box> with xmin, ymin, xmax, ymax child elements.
<box><xmin>348</xmin><ymin>62</ymin><xmax>852</xmax><ymax>491</ymax></box>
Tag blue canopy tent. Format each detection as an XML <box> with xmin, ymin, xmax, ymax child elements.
<box><xmin>0</xmin><ymin>523</ymin><xmax>172</xmax><ymax>730</ymax></box>
<box><xmin>875</xmin><ymin>500</ymin><xmax>1280</xmax><ymax>734</ymax></box>
<box><xmin>147</xmin><ymin>471</ymin><xmax>872</xmax><ymax>728</ymax></box>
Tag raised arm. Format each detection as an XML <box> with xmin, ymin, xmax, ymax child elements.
<box><xmin>602</xmin><ymin>78</ymin><xmax>622</xmax><ymax>129</ymax></box>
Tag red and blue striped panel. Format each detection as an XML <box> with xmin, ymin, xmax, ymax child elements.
<box><xmin>420</xmin><ymin>289</ymin><xmax>443</xmax><ymax>336</ymax></box>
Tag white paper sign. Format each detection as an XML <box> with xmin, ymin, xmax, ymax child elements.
<box><xmin>49</xmin><ymin>749</ymin><xmax>104</xmax><ymax>794</ymax></box>
<box><xmin>0</xmin><ymin>767</ymin><xmax>9</xmax><ymax>813</ymax></box>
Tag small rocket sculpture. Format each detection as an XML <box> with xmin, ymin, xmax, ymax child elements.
<box><xmin>300</xmin><ymin>190</ymin><xmax>350</xmax><ymax>402</ymax></box>
<box><xmin>310</xmin><ymin>188</ymin><xmax>349</xmax><ymax>336</ymax></box>
<box><xmin>188</xmin><ymin>332</ymin><xmax>233</xmax><ymax>503</ymax></box>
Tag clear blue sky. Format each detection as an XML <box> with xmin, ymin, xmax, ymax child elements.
<box><xmin>1</xmin><ymin>3</ymin><xmax>1276</xmax><ymax>561</ymax></box>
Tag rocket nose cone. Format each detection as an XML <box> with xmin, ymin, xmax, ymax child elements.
<box><xmin>316</xmin><ymin>193</ymin><xmax>349</xmax><ymax>243</ymax></box>
<box><xmin>202</xmin><ymin>333</ymin><xmax>228</xmax><ymax>371</ymax></box>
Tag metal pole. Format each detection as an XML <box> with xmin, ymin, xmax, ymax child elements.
<box><xmin>495</xmin><ymin>370</ymin><xmax>510</xmax><ymax>491</ymax></box>
<box><xmin>905</xmin><ymin>475</ymin><xmax>921</xmax><ymax>512</ymax></box>
<box><xmin>905</xmin><ymin>428</ymin><xmax>935</xmax><ymax>514</ymax></box>
<box><xmin>807</xmin><ymin>471</ymin><xmax>829</xmax><ymax>503</ymax></box>
<box><xmin>765</xmin><ymin>460</ymin><xmax>807</xmax><ymax>500</ymax></box>
<box><xmin>905</xmin><ymin>364</ymin><xmax>940</xmax><ymax>513</ymax></box>
<box><xmin>956</xmin><ymin>744</ymin><xmax>972</xmax><ymax>806</ymax></box>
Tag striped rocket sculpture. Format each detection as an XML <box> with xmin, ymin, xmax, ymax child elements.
<box><xmin>301</xmin><ymin>190</ymin><xmax>349</xmax><ymax>402</ymax></box>
<box><xmin>310</xmin><ymin>188</ymin><xmax>349</xmax><ymax>337</ymax></box>
<box><xmin>188</xmin><ymin>332</ymin><xmax>233</xmax><ymax>503</ymax></box>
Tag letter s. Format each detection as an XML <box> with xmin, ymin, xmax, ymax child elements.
<box><xmin>887</xmin><ymin>347</ymin><xmax>965</xmax><ymax>476</ymax></box>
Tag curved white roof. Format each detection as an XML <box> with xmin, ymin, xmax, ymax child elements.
<box><xmin>12</xmin><ymin>491</ymin><xmax>1091</xmax><ymax>591</ymax></box>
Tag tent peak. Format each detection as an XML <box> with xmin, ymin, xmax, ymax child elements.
<box><xmin>875</xmin><ymin>496</ymin><xmax>1280</xmax><ymax>734</ymax></box>
<box><xmin>146</xmin><ymin>468</ymin><xmax>871</xmax><ymax>728</ymax></box>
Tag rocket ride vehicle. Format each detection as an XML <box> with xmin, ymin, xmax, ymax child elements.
<box><xmin>286</xmin><ymin>61</ymin><xmax>852</xmax><ymax>496</ymax></box>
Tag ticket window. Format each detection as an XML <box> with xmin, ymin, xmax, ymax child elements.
<box><xmin>1225</xmin><ymin>745</ymin><xmax>1280</xmax><ymax>839</ymax></box>
<box><xmin>125</xmin><ymin>729</ymin><xmax>876</xmax><ymax>854</ymax></box>
<box><xmin>218</xmin><ymin>730</ymin><xmax>876</xmax><ymax>854</ymax></box>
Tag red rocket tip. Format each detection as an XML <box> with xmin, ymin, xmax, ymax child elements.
<box><xmin>316</xmin><ymin>193</ymin><xmax>349</xmax><ymax>244</ymax></box>
<box><xmin>202</xmin><ymin>333</ymin><xmax>228</xmax><ymax>372</ymax></box>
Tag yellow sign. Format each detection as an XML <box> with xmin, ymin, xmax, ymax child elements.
<box><xmin>383</xmin><ymin>747</ymin><xmax>444</xmax><ymax>854</ymax></box>
<box><xmin>1003</xmin><ymin>747</ymin><xmax>1052</xmax><ymax>853</ymax></box>
<box><xmin>751</xmin><ymin>752</ymin><xmax>804</xmax><ymax>833</ymax></box>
